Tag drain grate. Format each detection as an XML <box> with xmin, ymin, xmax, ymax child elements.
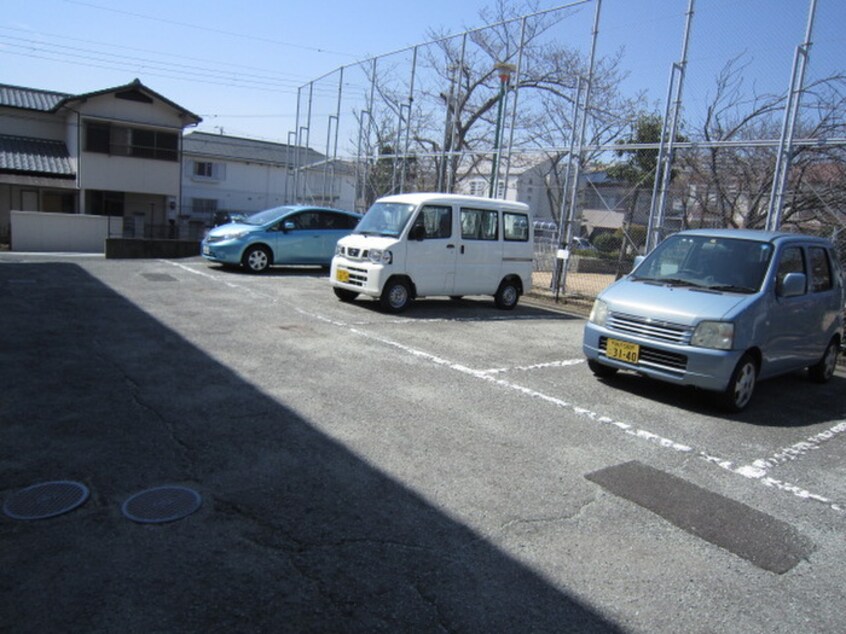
<box><xmin>3</xmin><ymin>481</ymin><xmax>90</xmax><ymax>520</ymax></box>
<box><xmin>121</xmin><ymin>485</ymin><xmax>202</xmax><ymax>524</ymax></box>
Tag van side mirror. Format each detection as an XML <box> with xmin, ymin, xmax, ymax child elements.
<box><xmin>778</xmin><ymin>272</ymin><xmax>806</xmax><ymax>298</ymax></box>
<box><xmin>632</xmin><ymin>255</ymin><xmax>645</xmax><ymax>272</ymax></box>
<box><xmin>409</xmin><ymin>225</ymin><xmax>425</xmax><ymax>241</ymax></box>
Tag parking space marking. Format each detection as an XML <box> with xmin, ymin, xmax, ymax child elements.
<box><xmin>164</xmin><ymin>261</ymin><xmax>846</xmax><ymax>516</ymax></box>
<box><xmin>479</xmin><ymin>359</ymin><xmax>585</xmax><ymax>375</ymax></box>
<box><xmin>330</xmin><ymin>318</ymin><xmax>845</xmax><ymax>516</ymax></box>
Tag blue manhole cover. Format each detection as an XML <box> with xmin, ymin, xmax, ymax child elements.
<box><xmin>3</xmin><ymin>480</ymin><xmax>90</xmax><ymax>520</ymax></box>
<box><xmin>121</xmin><ymin>485</ymin><xmax>202</xmax><ymax>524</ymax></box>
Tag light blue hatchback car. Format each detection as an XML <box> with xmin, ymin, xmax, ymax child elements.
<box><xmin>583</xmin><ymin>229</ymin><xmax>844</xmax><ymax>411</ymax></box>
<box><xmin>201</xmin><ymin>205</ymin><xmax>361</xmax><ymax>273</ymax></box>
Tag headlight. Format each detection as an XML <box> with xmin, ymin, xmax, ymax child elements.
<box><xmin>368</xmin><ymin>249</ymin><xmax>392</xmax><ymax>265</ymax></box>
<box><xmin>691</xmin><ymin>321</ymin><xmax>734</xmax><ymax>350</ymax></box>
<box><xmin>221</xmin><ymin>230</ymin><xmax>249</xmax><ymax>240</ymax></box>
<box><xmin>588</xmin><ymin>299</ymin><xmax>608</xmax><ymax>326</ymax></box>
<box><xmin>335</xmin><ymin>244</ymin><xmax>344</xmax><ymax>256</ymax></box>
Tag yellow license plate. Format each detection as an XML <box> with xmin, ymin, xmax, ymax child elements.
<box><xmin>606</xmin><ymin>338</ymin><xmax>640</xmax><ymax>364</ymax></box>
<box><xmin>336</xmin><ymin>269</ymin><xmax>350</xmax><ymax>283</ymax></box>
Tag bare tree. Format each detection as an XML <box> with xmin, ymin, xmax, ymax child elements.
<box><xmin>680</xmin><ymin>55</ymin><xmax>846</xmax><ymax>231</ymax></box>
<box><xmin>361</xmin><ymin>0</ymin><xmax>642</xmax><ymax>209</ymax></box>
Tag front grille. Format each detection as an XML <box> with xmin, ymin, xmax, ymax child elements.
<box><xmin>340</xmin><ymin>247</ymin><xmax>369</xmax><ymax>261</ymax></box>
<box><xmin>600</xmin><ymin>337</ymin><xmax>688</xmax><ymax>373</ymax></box>
<box><xmin>607</xmin><ymin>312</ymin><xmax>691</xmax><ymax>345</ymax></box>
<box><xmin>345</xmin><ymin>266</ymin><xmax>368</xmax><ymax>288</ymax></box>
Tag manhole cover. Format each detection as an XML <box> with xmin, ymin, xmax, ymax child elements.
<box><xmin>3</xmin><ymin>480</ymin><xmax>90</xmax><ymax>520</ymax></box>
<box><xmin>121</xmin><ymin>486</ymin><xmax>202</xmax><ymax>524</ymax></box>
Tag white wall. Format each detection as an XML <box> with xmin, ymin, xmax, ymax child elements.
<box><xmin>11</xmin><ymin>210</ymin><xmax>122</xmax><ymax>253</ymax></box>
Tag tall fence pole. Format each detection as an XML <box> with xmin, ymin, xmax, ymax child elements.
<box><xmin>766</xmin><ymin>0</ymin><xmax>818</xmax><ymax>231</ymax></box>
<box><xmin>646</xmin><ymin>0</ymin><xmax>695</xmax><ymax>252</ymax></box>
<box><xmin>557</xmin><ymin>0</ymin><xmax>602</xmax><ymax>297</ymax></box>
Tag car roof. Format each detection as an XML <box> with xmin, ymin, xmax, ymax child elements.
<box><xmin>676</xmin><ymin>228</ymin><xmax>833</xmax><ymax>246</ymax></box>
<box><xmin>375</xmin><ymin>192</ymin><xmax>530</xmax><ymax>212</ymax></box>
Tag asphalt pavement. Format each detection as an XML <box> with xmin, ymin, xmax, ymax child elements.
<box><xmin>2</xmin><ymin>253</ymin><xmax>845</xmax><ymax>633</ymax></box>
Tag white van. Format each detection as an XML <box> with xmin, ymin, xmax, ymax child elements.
<box><xmin>330</xmin><ymin>193</ymin><xmax>534</xmax><ymax>312</ymax></box>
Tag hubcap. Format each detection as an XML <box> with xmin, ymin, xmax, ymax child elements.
<box><xmin>248</xmin><ymin>250</ymin><xmax>268</xmax><ymax>271</ymax></box>
<box><xmin>823</xmin><ymin>344</ymin><xmax>838</xmax><ymax>379</ymax></box>
<box><xmin>734</xmin><ymin>362</ymin><xmax>756</xmax><ymax>408</ymax></box>
<box><xmin>502</xmin><ymin>285</ymin><xmax>517</xmax><ymax>306</ymax></box>
<box><xmin>389</xmin><ymin>285</ymin><xmax>407</xmax><ymax>309</ymax></box>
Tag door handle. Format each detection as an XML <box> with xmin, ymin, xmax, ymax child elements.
<box><xmin>446</xmin><ymin>244</ymin><xmax>455</xmax><ymax>249</ymax></box>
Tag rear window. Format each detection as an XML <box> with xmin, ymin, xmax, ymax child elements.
<box><xmin>809</xmin><ymin>247</ymin><xmax>833</xmax><ymax>293</ymax></box>
<box><xmin>503</xmin><ymin>212</ymin><xmax>529</xmax><ymax>242</ymax></box>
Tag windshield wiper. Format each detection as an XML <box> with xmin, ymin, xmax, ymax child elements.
<box><xmin>704</xmin><ymin>284</ymin><xmax>756</xmax><ymax>294</ymax></box>
<box><xmin>657</xmin><ymin>278</ymin><xmax>703</xmax><ymax>288</ymax></box>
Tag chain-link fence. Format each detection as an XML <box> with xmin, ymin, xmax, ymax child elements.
<box><xmin>287</xmin><ymin>0</ymin><xmax>844</xmax><ymax>304</ymax></box>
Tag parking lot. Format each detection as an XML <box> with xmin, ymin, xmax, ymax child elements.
<box><xmin>2</xmin><ymin>253</ymin><xmax>845</xmax><ymax>632</ymax></box>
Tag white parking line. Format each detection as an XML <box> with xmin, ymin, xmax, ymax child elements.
<box><xmin>167</xmin><ymin>261</ymin><xmax>845</xmax><ymax>515</ymax></box>
<box><xmin>332</xmin><ymin>318</ymin><xmax>845</xmax><ymax>515</ymax></box>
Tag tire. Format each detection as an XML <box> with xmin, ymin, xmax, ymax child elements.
<box><xmin>380</xmin><ymin>279</ymin><xmax>411</xmax><ymax>313</ymax></box>
<box><xmin>242</xmin><ymin>246</ymin><xmax>271</xmax><ymax>273</ymax></box>
<box><xmin>720</xmin><ymin>354</ymin><xmax>757</xmax><ymax>412</ymax></box>
<box><xmin>334</xmin><ymin>288</ymin><xmax>358</xmax><ymax>303</ymax></box>
<box><xmin>494</xmin><ymin>279</ymin><xmax>520</xmax><ymax>310</ymax></box>
<box><xmin>808</xmin><ymin>338</ymin><xmax>840</xmax><ymax>383</ymax></box>
<box><xmin>588</xmin><ymin>358</ymin><xmax>618</xmax><ymax>379</ymax></box>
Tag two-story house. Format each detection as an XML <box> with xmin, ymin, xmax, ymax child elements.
<box><xmin>0</xmin><ymin>79</ymin><xmax>201</xmax><ymax>242</ymax></box>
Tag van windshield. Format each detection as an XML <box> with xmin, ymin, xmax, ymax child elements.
<box><xmin>632</xmin><ymin>235</ymin><xmax>773</xmax><ymax>293</ymax></box>
<box><xmin>354</xmin><ymin>202</ymin><xmax>416</xmax><ymax>237</ymax></box>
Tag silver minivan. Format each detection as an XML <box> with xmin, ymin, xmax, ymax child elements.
<box><xmin>583</xmin><ymin>229</ymin><xmax>844</xmax><ymax>411</ymax></box>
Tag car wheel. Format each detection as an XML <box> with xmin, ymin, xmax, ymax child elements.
<box><xmin>380</xmin><ymin>279</ymin><xmax>411</xmax><ymax>313</ymax></box>
<box><xmin>588</xmin><ymin>358</ymin><xmax>618</xmax><ymax>379</ymax></box>
<box><xmin>243</xmin><ymin>246</ymin><xmax>271</xmax><ymax>273</ymax></box>
<box><xmin>720</xmin><ymin>354</ymin><xmax>757</xmax><ymax>412</ymax></box>
<box><xmin>494</xmin><ymin>279</ymin><xmax>520</xmax><ymax>310</ymax></box>
<box><xmin>808</xmin><ymin>338</ymin><xmax>840</xmax><ymax>383</ymax></box>
<box><xmin>334</xmin><ymin>288</ymin><xmax>358</xmax><ymax>303</ymax></box>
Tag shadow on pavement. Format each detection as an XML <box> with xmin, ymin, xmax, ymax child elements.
<box><xmin>0</xmin><ymin>263</ymin><xmax>621</xmax><ymax>632</ymax></box>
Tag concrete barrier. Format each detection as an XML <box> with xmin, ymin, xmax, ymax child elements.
<box><xmin>11</xmin><ymin>210</ymin><xmax>122</xmax><ymax>253</ymax></box>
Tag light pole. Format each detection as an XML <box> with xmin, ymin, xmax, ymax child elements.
<box><xmin>489</xmin><ymin>62</ymin><xmax>516</xmax><ymax>198</ymax></box>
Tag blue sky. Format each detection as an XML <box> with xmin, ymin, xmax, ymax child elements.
<box><xmin>3</xmin><ymin>0</ymin><xmax>843</xmax><ymax>144</ymax></box>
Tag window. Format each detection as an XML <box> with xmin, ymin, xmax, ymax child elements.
<box><xmin>195</xmin><ymin>162</ymin><xmax>214</xmax><ymax>177</ymax></box>
<box><xmin>319</xmin><ymin>212</ymin><xmax>359</xmax><ymax>230</ymax></box>
<box><xmin>809</xmin><ymin>247</ymin><xmax>833</xmax><ymax>293</ymax></box>
<box><xmin>460</xmin><ymin>207</ymin><xmax>498</xmax><ymax>241</ymax></box>
<box><xmin>503</xmin><ymin>212</ymin><xmax>529</xmax><ymax>241</ymax></box>
<box><xmin>413</xmin><ymin>205</ymin><xmax>452</xmax><ymax>239</ymax></box>
<box><xmin>776</xmin><ymin>247</ymin><xmax>806</xmax><ymax>295</ymax></box>
<box><xmin>86</xmin><ymin>123</ymin><xmax>111</xmax><ymax>153</ymax></box>
<box><xmin>469</xmin><ymin>180</ymin><xmax>486</xmax><ymax>197</ymax></box>
<box><xmin>289</xmin><ymin>212</ymin><xmax>321</xmax><ymax>229</ymax></box>
<box><xmin>84</xmin><ymin>121</ymin><xmax>178</xmax><ymax>161</ymax></box>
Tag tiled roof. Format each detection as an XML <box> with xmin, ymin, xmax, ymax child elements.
<box><xmin>0</xmin><ymin>84</ymin><xmax>71</xmax><ymax>111</ymax></box>
<box><xmin>0</xmin><ymin>134</ymin><xmax>75</xmax><ymax>178</ymax></box>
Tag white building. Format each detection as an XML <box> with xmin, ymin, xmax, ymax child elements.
<box><xmin>0</xmin><ymin>79</ymin><xmax>201</xmax><ymax>242</ymax></box>
<box><xmin>181</xmin><ymin>132</ymin><xmax>357</xmax><ymax>228</ymax></box>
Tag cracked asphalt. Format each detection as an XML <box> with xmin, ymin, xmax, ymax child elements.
<box><xmin>2</xmin><ymin>253</ymin><xmax>845</xmax><ymax>633</ymax></box>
